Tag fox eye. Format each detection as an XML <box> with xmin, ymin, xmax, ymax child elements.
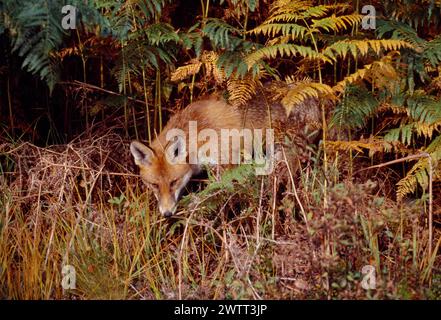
<box><xmin>150</xmin><ymin>183</ymin><xmax>159</xmax><ymax>190</ymax></box>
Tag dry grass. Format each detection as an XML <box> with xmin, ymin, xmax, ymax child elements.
<box><xmin>0</xmin><ymin>133</ymin><xmax>440</xmax><ymax>299</ymax></box>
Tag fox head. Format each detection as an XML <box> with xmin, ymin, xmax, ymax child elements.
<box><xmin>130</xmin><ymin>139</ymin><xmax>193</xmax><ymax>217</ymax></box>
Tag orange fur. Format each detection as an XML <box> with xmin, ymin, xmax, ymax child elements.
<box><xmin>130</xmin><ymin>96</ymin><xmax>298</xmax><ymax>217</ymax></box>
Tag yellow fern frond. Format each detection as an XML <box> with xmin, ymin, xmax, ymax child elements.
<box><xmin>377</xmin><ymin>103</ymin><xmax>408</xmax><ymax>115</ymax></box>
<box><xmin>248</xmin><ymin>23</ymin><xmax>308</xmax><ymax>40</ymax></box>
<box><xmin>396</xmin><ymin>166</ymin><xmax>422</xmax><ymax>200</ymax></box>
<box><xmin>414</xmin><ymin>121</ymin><xmax>441</xmax><ymax>139</ymax></box>
<box><xmin>333</xmin><ymin>52</ymin><xmax>401</xmax><ymax>93</ymax></box>
<box><xmin>245</xmin><ymin>44</ymin><xmax>329</xmax><ymax>69</ymax></box>
<box><xmin>333</xmin><ymin>64</ymin><xmax>371</xmax><ymax>93</ymax></box>
<box><xmin>267</xmin><ymin>1</ymin><xmax>348</xmax><ymax>23</ymax></box>
<box><xmin>396</xmin><ymin>136</ymin><xmax>441</xmax><ymax>200</ymax></box>
<box><xmin>311</xmin><ymin>14</ymin><xmax>363</xmax><ymax>33</ymax></box>
<box><xmin>281</xmin><ymin>81</ymin><xmax>334</xmax><ymax>115</ymax></box>
<box><xmin>326</xmin><ymin>137</ymin><xmax>403</xmax><ymax>157</ymax></box>
<box><xmin>396</xmin><ymin>158</ymin><xmax>434</xmax><ymax>200</ymax></box>
<box><xmin>285</xmin><ymin>75</ymin><xmax>312</xmax><ymax>84</ymax></box>
<box><xmin>201</xmin><ymin>51</ymin><xmax>226</xmax><ymax>84</ymax></box>
<box><xmin>171</xmin><ymin>51</ymin><xmax>226</xmax><ymax>85</ymax></box>
<box><xmin>324</xmin><ymin>39</ymin><xmax>413</xmax><ymax>61</ymax></box>
<box><xmin>268</xmin><ymin>0</ymin><xmax>314</xmax><ymax>19</ymax></box>
<box><xmin>170</xmin><ymin>60</ymin><xmax>202</xmax><ymax>82</ymax></box>
<box><xmin>227</xmin><ymin>77</ymin><xmax>260</xmax><ymax>107</ymax></box>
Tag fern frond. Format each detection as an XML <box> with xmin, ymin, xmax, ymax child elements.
<box><xmin>377</xmin><ymin>102</ymin><xmax>408</xmax><ymax>115</ymax></box>
<box><xmin>198</xmin><ymin>163</ymin><xmax>256</xmax><ymax>197</ymax></box>
<box><xmin>267</xmin><ymin>2</ymin><xmax>344</xmax><ymax>23</ymax></box>
<box><xmin>413</xmin><ymin>122</ymin><xmax>441</xmax><ymax>139</ymax></box>
<box><xmin>134</xmin><ymin>0</ymin><xmax>168</xmax><ymax>21</ymax></box>
<box><xmin>396</xmin><ymin>135</ymin><xmax>441</xmax><ymax>200</ymax></box>
<box><xmin>217</xmin><ymin>51</ymin><xmax>251</xmax><ymax>79</ymax></box>
<box><xmin>384</xmin><ymin>124</ymin><xmax>415</xmax><ymax>146</ymax></box>
<box><xmin>285</xmin><ymin>75</ymin><xmax>312</xmax><ymax>84</ymax></box>
<box><xmin>326</xmin><ymin>137</ymin><xmax>402</xmax><ymax>157</ymax></box>
<box><xmin>424</xmin><ymin>34</ymin><xmax>441</xmax><ymax>67</ymax></box>
<box><xmin>143</xmin><ymin>23</ymin><xmax>179</xmax><ymax>46</ymax></box>
<box><xmin>202</xmin><ymin>18</ymin><xmax>240</xmax><ymax>50</ymax></box>
<box><xmin>333</xmin><ymin>64</ymin><xmax>371</xmax><ymax>93</ymax></box>
<box><xmin>334</xmin><ymin>53</ymin><xmax>400</xmax><ymax>93</ymax></box>
<box><xmin>179</xmin><ymin>23</ymin><xmax>203</xmax><ymax>56</ymax></box>
<box><xmin>170</xmin><ymin>60</ymin><xmax>202</xmax><ymax>82</ymax></box>
<box><xmin>6</xmin><ymin>0</ymin><xmax>68</xmax><ymax>92</ymax></box>
<box><xmin>324</xmin><ymin>39</ymin><xmax>413</xmax><ymax>61</ymax></box>
<box><xmin>407</xmin><ymin>93</ymin><xmax>441</xmax><ymax>125</ymax></box>
<box><xmin>201</xmin><ymin>51</ymin><xmax>226</xmax><ymax>84</ymax></box>
<box><xmin>376</xmin><ymin>19</ymin><xmax>426</xmax><ymax>50</ymax></box>
<box><xmin>382</xmin><ymin>0</ymin><xmax>441</xmax><ymax>31</ymax></box>
<box><xmin>248</xmin><ymin>23</ymin><xmax>308</xmax><ymax>40</ymax></box>
<box><xmin>227</xmin><ymin>77</ymin><xmax>260</xmax><ymax>107</ymax></box>
<box><xmin>245</xmin><ymin>44</ymin><xmax>328</xmax><ymax>69</ymax></box>
<box><xmin>331</xmin><ymin>86</ymin><xmax>379</xmax><ymax>130</ymax></box>
<box><xmin>382</xmin><ymin>92</ymin><xmax>441</xmax><ymax>151</ymax></box>
<box><xmin>112</xmin><ymin>41</ymin><xmax>174</xmax><ymax>92</ymax></box>
<box><xmin>281</xmin><ymin>81</ymin><xmax>334</xmax><ymax>115</ymax></box>
<box><xmin>311</xmin><ymin>14</ymin><xmax>363</xmax><ymax>33</ymax></box>
<box><xmin>267</xmin><ymin>0</ymin><xmax>314</xmax><ymax>22</ymax></box>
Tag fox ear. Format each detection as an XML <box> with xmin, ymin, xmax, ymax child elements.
<box><xmin>130</xmin><ymin>141</ymin><xmax>155</xmax><ymax>166</ymax></box>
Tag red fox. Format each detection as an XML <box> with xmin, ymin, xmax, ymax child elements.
<box><xmin>130</xmin><ymin>93</ymin><xmax>320</xmax><ymax>217</ymax></box>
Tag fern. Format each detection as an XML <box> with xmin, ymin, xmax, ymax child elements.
<box><xmin>227</xmin><ymin>76</ymin><xmax>260</xmax><ymax>107</ymax></box>
<box><xmin>311</xmin><ymin>14</ymin><xmax>363</xmax><ymax>33</ymax></box>
<box><xmin>424</xmin><ymin>35</ymin><xmax>441</xmax><ymax>67</ymax></box>
<box><xmin>376</xmin><ymin>19</ymin><xmax>441</xmax><ymax>92</ymax></box>
<box><xmin>248</xmin><ymin>23</ymin><xmax>308</xmax><ymax>39</ymax></box>
<box><xmin>170</xmin><ymin>51</ymin><xmax>229</xmax><ymax>85</ymax></box>
<box><xmin>179</xmin><ymin>22</ymin><xmax>203</xmax><ymax>57</ymax></box>
<box><xmin>407</xmin><ymin>93</ymin><xmax>441</xmax><ymax>125</ymax></box>
<box><xmin>143</xmin><ymin>23</ymin><xmax>179</xmax><ymax>46</ymax></box>
<box><xmin>2</xmin><ymin>0</ymin><xmax>68</xmax><ymax>91</ymax></box>
<box><xmin>331</xmin><ymin>85</ymin><xmax>379</xmax><ymax>130</ymax></box>
<box><xmin>378</xmin><ymin>90</ymin><xmax>441</xmax><ymax>199</ymax></box>
<box><xmin>266</xmin><ymin>2</ymin><xmax>347</xmax><ymax>24</ymax></box>
<box><xmin>281</xmin><ymin>81</ymin><xmax>334</xmax><ymax>115</ymax></box>
<box><xmin>384</xmin><ymin>124</ymin><xmax>416</xmax><ymax>146</ymax></box>
<box><xmin>203</xmin><ymin>17</ymin><xmax>259</xmax><ymax>78</ymax></box>
<box><xmin>199</xmin><ymin>164</ymin><xmax>256</xmax><ymax>197</ymax></box>
<box><xmin>135</xmin><ymin>0</ymin><xmax>168</xmax><ymax>21</ymax></box>
<box><xmin>326</xmin><ymin>137</ymin><xmax>402</xmax><ymax>157</ymax></box>
<box><xmin>0</xmin><ymin>0</ymin><xmax>170</xmax><ymax>91</ymax></box>
<box><xmin>330</xmin><ymin>135</ymin><xmax>441</xmax><ymax>202</ymax></box>
<box><xmin>396</xmin><ymin>135</ymin><xmax>441</xmax><ymax>200</ymax></box>
<box><xmin>383</xmin><ymin>92</ymin><xmax>441</xmax><ymax>143</ymax></box>
<box><xmin>376</xmin><ymin>19</ymin><xmax>426</xmax><ymax>49</ymax></box>
<box><xmin>245</xmin><ymin>44</ymin><xmax>327</xmax><ymax>68</ymax></box>
<box><xmin>323</xmin><ymin>39</ymin><xmax>413</xmax><ymax>61</ymax></box>
<box><xmin>202</xmin><ymin>18</ymin><xmax>241</xmax><ymax>50</ymax></box>
<box><xmin>112</xmin><ymin>39</ymin><xmax>176</xmax><ymax>92</ymax></box>
<box><xmin>382</xmin><ymin>0</ymin><xmax>441</xmax><ymax>30</ymax></box>
<box><xmin>175</xmin><ymin>13</ymin><xmax>261</xmax><ymax>92</ymax></box>
<box><xmin>107</xmin><ymin>2</ymin><xmax>178</xmax><ymax>93</ymax></box>
<box><xmin>171</xmin><ymin>60</ymin><xmax>203</xmax><ymax>82</ymax></box>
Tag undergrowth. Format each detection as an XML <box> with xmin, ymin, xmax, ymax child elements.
<box><xmin>0</xmin><ymin>133</ymin><xmax>439</xmax><ymax>299</ymax></box>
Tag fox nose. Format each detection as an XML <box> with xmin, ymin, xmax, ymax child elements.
<box><xmin>163</xmin><ymin>211</ymin><xmax>173</xmax><ymax>218</ymax></box>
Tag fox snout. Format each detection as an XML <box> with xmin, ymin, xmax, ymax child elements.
<box><xmin>158</xmin><ymin>194</ymin><xmax>178</xmax><ymax>218</ymax></box>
